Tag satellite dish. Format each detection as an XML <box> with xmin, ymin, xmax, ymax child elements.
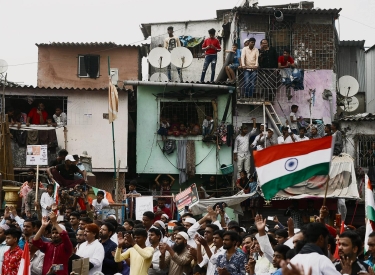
<box><xmin>150</xmin><ymin>73</ymin><xmax>169</xmax><ymax>82</ymax></box>
<box><xmin>170</xmin><ymin>47</ymin><xmax>193</xmax><ymax>68</ymax></box>
<box><xmin>339</xmin><ymin>75</ymin><xmax>359</xmax><ymax>97</ymax></box>
<box><xmin>341</xmin><ymin>96</ymin><xmax>359</xmax><ymax>112</ymax></box>
<box><xmin>0</xmin><ymin>59</ymin><xmax>8</xmax><ymax>73</ymax></box>
<box><xmin>148</xmin><ymin>48</ymin><xmax>171</xmax><ymax>69</ymax></box>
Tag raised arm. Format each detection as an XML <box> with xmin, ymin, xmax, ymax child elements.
<box><xmin>155</xmin><ymin>174</ymin><xmax>161</xmax><ymax>186</ymax></box>
<box><xmin>168</xmin><ymin>174</ymin><xmax>175</xmax><ymax>186</ymax></box>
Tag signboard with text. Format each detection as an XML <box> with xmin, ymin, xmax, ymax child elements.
<box><xmin>26</xmin><ymin>145</ymin><xmax>48</xmax><ymax>166</ymax></box>
<box><xmin>175</xmin><ymin>183</ymin><xmax>199</xmax><ymax>215</ymax></box>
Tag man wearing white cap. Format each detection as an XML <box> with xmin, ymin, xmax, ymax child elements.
<box><xmin>160</xmin><ymin>214</ymin><xmax>169</xmax><ymax>224</ymax></box>
<box><xmin>251</xmin><ymin>119</ymin><xmax>266</xmax><ymax>149</ymax></box>
<box><xmin>47</xmin><ymin>155</ymin><xmax>86</xmax><ymax>188</ymax></box>
<box><xmin>0</xmin><ymin>224</ymin><xmax>9</xmax><ymax>274</ymax></box>
<box><xmin>257</xmin><ymin>128</ymin><xmax>277</xmax><ymax>150</ymax></box>
<box><xmin>159</xmin><ymin>232</ymin><xmax>193</xmax><ymax>275</ymax></box>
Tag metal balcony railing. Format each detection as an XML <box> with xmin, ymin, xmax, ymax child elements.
<box><xmin>236</xmin><ymin>68</ymin><xmax>283</xmax><ymax>103</ymax></box>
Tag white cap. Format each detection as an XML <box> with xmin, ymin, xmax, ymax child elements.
<box><xmin>108</xmin><ymin>215</ymin><xmax>116</xmax><ymax>220</ymax></box>
<box><xmin>177</xmin><ymin>232</ymin><xmax>189</xmax><ymax>241</ymax></box>
<box><xmin>185</xmin><ymin>218</ymin><xmax>196</xmax><ymax>224</ymax></box>
<box><xmin>267</xmin><ymin>128</ymin><xmax>274</xmax><ymax>132</ymax></box>
<box><xmin>244</xmin><ymin>38</ymin><xmax>250</xmax><ymax>43</ymax></box>
<box><xmin>65</xmin><ymin>155</ymin><xmax>75</xmax><ymax>162</ymax></box>
<box><xmin>161</xmin><ymin>214</ymin><xmax>169</xmax><ymax>220</ymax></box>
<box><xmin>154</xmin><ymin>220</ymin><xmax>165</xmax><ymax>228</ymax></box>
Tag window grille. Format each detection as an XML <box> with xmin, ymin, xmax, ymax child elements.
<box><xmin>355</xmin><ymin>134</ymin><xmax>375</xmax><ymax>167</ymax></box>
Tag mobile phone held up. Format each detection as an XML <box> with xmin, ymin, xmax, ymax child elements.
<box><xmin>53</xmin><ymin>264</ymin><xmax>64</xmax><ymax>271</ymax></box>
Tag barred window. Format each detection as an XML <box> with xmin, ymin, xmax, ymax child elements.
<box><xmin>356</xmin><ymin>135</ymin><xmax>375</xmax><ymax>167</ymax></box>
<box><xmin>160</xmin><ymin>101</ymin><xmax>214</xmax><ymax>128</ymax></box>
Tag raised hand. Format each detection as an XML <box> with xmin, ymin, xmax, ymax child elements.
<box><xmin>4</xmin><ymin>207</ymin><xmax>10</xmax><ymax>218</ymax></box>
<box><xmin>117</xmin><ymin>232</ymin><xmax>125</xmax><ymax>247</ymax></box>
<box><xmin>10</xmin><ymin>206</ymin><xmax>18</xmax><ymax>217</ymax></box>
<box><xmin>340</xmin><ymin>256</ymin><xmax>353</xmax><ymax>275</ymax></box>
<box><xmin>42</xmin><ymin>216</ymin><xmax>50</xmax><ymax>227</ymax></box>
<box><xmin>280</xmin><ymin>260</ymin><xmax>312</xmax><ymax>275</ymax></box>
<box><xmin>254</xmin><ymin>214</ymin><xmax>267</xmax><ymax>234</ymax></box>
<box><xmin>159</xmin><ymin>243</ymin><xmax>167</xmax><ymax>255</ymax></box>
<box><xmin>125</xmin><ymin>233</ymin><xmax>135</xmax><ymax>246</ymax></box>
<box><xmin>273</xmin><ymin>216</ymin><xmax>279</xmax><ymax>223</ymax></box>
<box><xmin>49</xmin><ymin>212</ymin><xmax>57</xmax><ymax>224</ymax></box>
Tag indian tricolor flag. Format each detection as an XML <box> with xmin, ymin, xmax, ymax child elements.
<box><xmin>17</xmin><ymin>241</ymin><xmax>30</xmax><ymax>275</ymax></box>
<box><xmin>365</xmin><ymin>174</ymin><xmax>375</xmax><ymax>253</ymax></box>
<box><xmin>53</xmin><ymin>181</ymin><xmax>60</xmax><ymax>205</ymax></box>
<box><xmin>253</xmin><ymin>136</ymin><xmax>334</xmax><ymax>200</ymax></box>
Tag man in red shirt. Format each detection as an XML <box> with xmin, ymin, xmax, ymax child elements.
<box><xmin>153</xmin><ymin>197</ymin><xmax>172</xmax><ymax>221</ymax></box>
<box><xmin>26</xmin><ymin>102</ymin><xmax>48</xmax><ymax>125</ymax></box>
<box><xmin>278</xmin><ymin>49</ymin><xmax>295</xmax><ymax>69</ymax></box>
<box><xmin>200</xmin><ymin>28</ymin><xmax>221</xmax><ymax>82</ymax></box>
<box><xmin>33</xmin><ymin>212</ymin><xmax>73</xmax><ymax>275</ymax></box>
<box><xmin>2</xmin><ymin>228</ymin><xmax>23</xmax><ymax>275</ymax></box>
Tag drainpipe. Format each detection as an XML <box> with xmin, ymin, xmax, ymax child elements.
<box><xmin>123</xmin><ymin>81</ymin><xmax>235</xmax><ymax>91</ymax></box>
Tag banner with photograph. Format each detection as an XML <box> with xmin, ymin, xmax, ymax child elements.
<box><xmin>175</xmin><ymin>183</ymin><xmax>199</xmax><ymax>215</ymax></box>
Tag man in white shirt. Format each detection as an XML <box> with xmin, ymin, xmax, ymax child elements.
<box><xmin>233</xmin><ymin>123</ymin><xmax>257</xmax><ymax>179</ymax></box>
<box><xmin>278</xmin><ymin>126</ymin><xmax>298</xmax><ymax>144</ymax></box>
<box><xmin>241</xmin><ymin>37</ymin><xmax>259</xmax><ymax>97</ymax></box>
<box><xmin>197</xmin><ymin>230</ymin><xmax>225</xmax><ymax>275</ymax></box>
<box><xmin>164</xmin><ymin>26</ymin><xmax>181</xmax><ymax>81</ymax></box>
<box><xmin>92</xmin><ymin>190</ymin><xmax>109</xmax><ymax>212</ymax></box>
<box><xmin>40</xmin><ymin>184</ymin><xmax>55</xmax><ymax>217</ymax></box>
<box><xmin>251</xmin><ymin>121</ymin><xmax>266</xmax><ymax>149</ymax></box>
<box><xmin>290</xmin><ymin>223</ymin><xmax>344</xmax><ymax>275</ymax></box>
<box><xmin>257</xmin><ymin>128</ymin><xmax>277</xmax><ymax>150</ymax></box>
<box><xmin>289</xmin><ymin>105</ymin><xmax>299</xmax><ymax>134</ymax></box>
<box><xmin>297</xmin><ymin>127</ymin><xmax>309</xmax><ymax>142</ymax></box>
<box><xmin>149</xmin><ymin>227</ymin><xmax>169</xmax><ymax>275</ymax></box>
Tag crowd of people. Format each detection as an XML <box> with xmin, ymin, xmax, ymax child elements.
<box><xmin>7</xmin><ymin>103</ymin><xmax>67</xmax><ymax>129</ymax></box>
<box><xmin>2</xmin><ymin>194</ymin><xmax>375</xmax><ymax>275</ymax></box>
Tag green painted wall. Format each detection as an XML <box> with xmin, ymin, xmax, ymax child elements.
<box><xmin>136</xmin><ymin>85</ymin><xmax>232</xmax><ymax>175</ymax></box>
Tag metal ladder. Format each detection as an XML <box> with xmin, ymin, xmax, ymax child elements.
<box><xmin>265</xmin><ymin>104</ymin><xmax>282</xmax><ymax>136</ymax></box>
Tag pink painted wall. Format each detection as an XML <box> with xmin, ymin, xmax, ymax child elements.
<box><xmin>274</xmin><ymin>70</ymin><xmax>337</xmax><ymax>124</ymax></box>
<box><xmin>37</xmin><ymin>45</ymin><xmax>140</xmax><ymax>89</ymax></box>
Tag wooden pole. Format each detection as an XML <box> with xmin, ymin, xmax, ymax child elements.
<box><xmin>35</xmin><ymin>165</ymin><xmax>39</xmax><ymax>211</ymax></box>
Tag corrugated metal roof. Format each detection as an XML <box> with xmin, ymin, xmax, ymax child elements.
<box><xmin>339</xmin><ymin>113</ymin><xmax>375</xmax><ymax>121</ymax></box>
<box><xmin>35</xmin><ymin>42</ymin><xmax>147</xmax><ymax>48</ymax></box>
<box><xmin>232</xmin><ymin>6</ymin><xmax>341</xmax><ymax>16</ymax></box>
<box><xmin>0</xmin><ymin>83</ymin><xmax>131</xmax><ymax>92</ymax></box>
<box><xmin>340</xmin><ymin>40</ymin><xmax>365</xmax><ymax>47</ymax></box>
<box><xmin>366</xmin><ymin>44</ymin><xmax>375</xmax><ymax>53</ymax></box>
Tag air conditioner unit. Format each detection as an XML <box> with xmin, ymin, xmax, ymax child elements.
<box><xmin>110</xmin><ymin>68</ymin><xmax>119</xmax><ymax>86</ymax></box>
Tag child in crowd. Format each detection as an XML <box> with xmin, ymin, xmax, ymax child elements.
<box><xmin>2</xmin><ymin>228</ymin><xmax>23</xmax><ymax>275</ymax></box>
<box><xmin>225</xmin><ymin>44</ymin><xmax>241</xmax><ymax>82</ymax></box>
<box><xmin>289</xmin><ymin>104</ymin><xmax>300</xmax><ymax>135</ymax></box>
<box><xmin>46</xmin><ymin>117</ymin><xmax>54</xmax><ymax>127</ymax></box>
<box><xmin>248</xmin><ymin>174</ymin><xmax>260</xmax><ymax>219</ymax></box>
<box><xmin>157</xmin><ymin>116</ymin><xmax>170</xmax><ymax>141</ymax></box>
<box><xmin>150</xmin><ymin>183</ymin><xmax>161</xmax><ymax>196</ymax></box>
<box><xmin>40</xmin><ymin>184</ymin><xmax>55</xmax><ymax>217</ymax></box>
<box><xmin>202</xmin><ymin>115</ymin><xmax>214</xmax><ymax>137</ymax></box>
<box><xmin>168</xmin><ymin>125</ymin><xmax>180</xmax><ymax>137</ymax></box>
<box><xmin>155</xmin><ymin>174</ymin><xmax>175</xmax><ymax>207</ymax></box>
<box><xmin>53</xmin><ymin>106</ymin><xmax>67</xmax><ymax>127</ymax></box>
<box><xmin>179</xmin><ymin>123</ymin><xmax>188</xmax><ymax>137</ymax></box>
<box><xmin>236</xmin><ymin>170</ymin><xmax>250</xmax><ymax>211</ymax></box>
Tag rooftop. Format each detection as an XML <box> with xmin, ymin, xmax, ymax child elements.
<box><xmin>0</xmin><ymin>83</ymin><xmax>130</xmax><ymax>92</ymax></box>
<box><xmin>339</xmin><ymin>113</ymin><xmax>375</xmax><ymax>122</ymax></box>
<box><xmin>231</xmin><ymin>6</ymin><xmax>341</xmax><ymax>16</ymax></box>
<box><xmin>35</xmin><ymin>42</ymin><xmax>147</xmax><ymax>48</ymax></box>
<box><xmin>340</xmin><ymin>40</ymin><xmax>366</xmax><ymax>48</ymax></box>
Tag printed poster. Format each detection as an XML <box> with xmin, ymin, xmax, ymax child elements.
<box><xmin>175</xmin><ymin>183</ymin><xmax>199</xmax><ymax>214</ymax></box>
<box><xmin>26</xmin><ymin>145</ymin><xmax>48</xmax><ymax>165</ymax></box>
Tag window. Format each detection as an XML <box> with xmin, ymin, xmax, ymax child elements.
<box><xmin>78</xmin><ymin>54</ymin><xmax>100</xmax><ymax>78</ymax></box>
<box><xmin>5</xmin><ymin>95</ymin><xmax>68</xmax><ymax>125</ymax></box>
<box><xmin>356</xmin><ymin>134</ymin><xmax>375</xmax><ymax>167</ymax></box>
<box><xmin>160</xmin><ymin>100</ymin><xmax>214</xmax><ymax>131</ymax></box>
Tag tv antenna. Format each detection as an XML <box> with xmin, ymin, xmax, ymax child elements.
<box><xmin>170</xmin><ymin>47</ymin><xmax>193</xmax><ymax>82</ymax></box>
<box><xmin>148</xmin><ymin>48</ymin><xmax>171</xmax><ymax>82</ymax></box>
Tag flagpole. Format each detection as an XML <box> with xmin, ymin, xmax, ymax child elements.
<box><xmin>322</xmin><ymin>176</ymin><xmax>330</xmax><ymax>206</ymax></box>
<box><xmin>108</xmin><ymin>56</ymin><xmax>118</xmax><ymax>203</ymax></box>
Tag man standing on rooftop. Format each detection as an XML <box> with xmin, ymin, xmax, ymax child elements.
<box><xmin>200</xmin><ymin>28</ymin><xmax>221</xmax><ymax>82</ymax></box>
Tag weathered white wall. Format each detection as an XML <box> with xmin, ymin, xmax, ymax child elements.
<box><xmin>366</xmin><ymin>47</ymin><xmax>375</xmax><ymax>113</ymax></box>
<box><xmin>149</xmin><ymin>20</ymin><xmax>224</xmax><ymax>82</ymax></box>
<box><xmin>340</xmin><ymin>120</ymin><xmax>375</xmax><ymax>162</ymax></box>
<box><xmin>6</xmin><ymin>88</ymin><xmax>128</xmax><ymax>171</ymax></box>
